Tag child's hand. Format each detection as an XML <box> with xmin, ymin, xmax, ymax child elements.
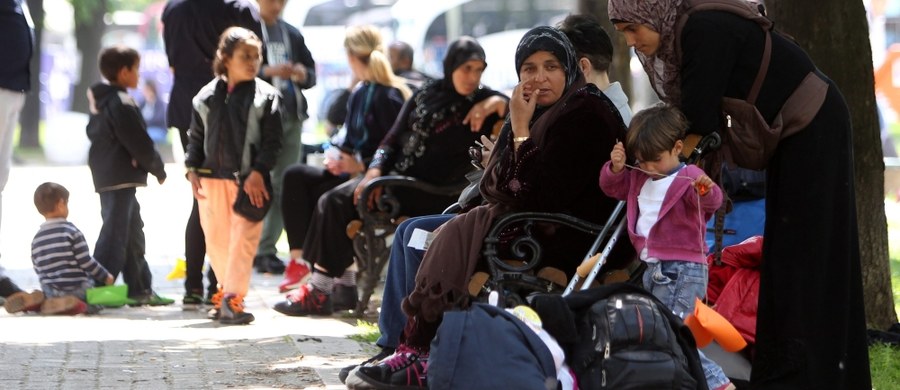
<box><xmin>694</xmin><ymin>174</ymin><xmax>716</xmax><ymax>196</ymax></box>
<box><xmin>242</xmin><ymin>170</ymin><xmax>270</xmax><ymax>208</ymax></box>
<box><xmin>610</xmin><ymin>142</ymin><xmax>626</xmax><ymax>173</ymax></box>
<box><xmin>187</xmin><ymin>171</ymin><xmax>205</xmax><ymax>200</ymax></box>
<box><xmin>105</xmin><ymin>275</ymin><xmax>114</xmax><ymax>286</ymax></box>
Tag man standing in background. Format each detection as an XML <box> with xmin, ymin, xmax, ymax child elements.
<box><xmin>388</xmin><ymin>41</ymin><xmax>431</xmax><ymax>89</ymax></box>
<box><xmin>255</xmin><ymin>0</ymin><xmax>316</xmax><ymax>277</ymax></box>
<box><xmin>161</xmin><ymin>0</ymin><xmax>264</xmax><ymax>308</ymax></box>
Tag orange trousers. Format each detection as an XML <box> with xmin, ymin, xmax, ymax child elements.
<box><xmin>196</xmin><ymin>178</ymin><xmax>262</xmax><ymax>297</ymax></box>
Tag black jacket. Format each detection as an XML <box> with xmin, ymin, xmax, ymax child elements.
<box><xmin>0</xmin><ymin>0</ymin><xmax>32</xmax><ymax>92</ymax></box>
<box><xmin>185</xmin><ymin>78</ymin><xmax>282</xmax><ymax>178</ymax></box>
<box><xmin>162</xmin><ymin>0</ymin><xmax>263</xmax><ymax>130</ymax></box>
<box><xmin>260</xmin><ymin>19</ymin><xmax>316</xmax><ymax>120</ymax></box>
<box><xmin>86</xmin><ymin>83</ymin><xmax>167</xmax><ymax>192</ymax></box>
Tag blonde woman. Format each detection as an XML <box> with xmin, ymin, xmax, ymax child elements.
<box><xmin>275</xmin><ymin>25</ymin><xmax>410</xmax><ymax>312</ymax></box>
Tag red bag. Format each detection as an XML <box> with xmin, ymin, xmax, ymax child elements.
<box><xmin>706</xmin><ymin>236</ymin><xmax>763</xmax><ymax>344</ymax></box>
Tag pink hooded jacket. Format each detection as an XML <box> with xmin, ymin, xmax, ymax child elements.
<box><xmin>599</xmin><ymin>161</ymin><xmax>722</xmax><ymax>263</ymax></box>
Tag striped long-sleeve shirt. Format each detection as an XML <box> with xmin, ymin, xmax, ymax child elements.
<box><xmin>31</xmin><ymin>218</ymin><xmax>111</xmax><ymax>292</ymax></box>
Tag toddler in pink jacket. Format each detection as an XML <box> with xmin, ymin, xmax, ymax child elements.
<box><xmin>599</xmin><ymin>104</ymin><xmax>732</xmax><ymax>390</ymax></box>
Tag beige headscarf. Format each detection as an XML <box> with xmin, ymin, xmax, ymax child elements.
<box><xmin>608</xmin><ymin>0</ymin><xmax>689</xmax><ymax>104</ymax></box>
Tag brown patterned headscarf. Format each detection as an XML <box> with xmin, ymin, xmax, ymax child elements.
<box><xmin>608</xmin><ymin>0</ymin><xmax>688</xmax><ymax>105</ymax></box>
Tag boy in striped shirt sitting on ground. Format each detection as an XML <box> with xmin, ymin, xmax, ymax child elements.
<box><xmin>9</xmin><ymin>182</ymin><xmax>115</xmax><ymax>315</ymax></box>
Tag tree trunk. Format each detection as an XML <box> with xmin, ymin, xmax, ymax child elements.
<box><xmin>577</xmin><ymin>0</ymin><xmax>633</xmax><ymax>98</ymax></box>
<box><xmin>19</xmin><ymin>0</ymin><xmax>43</xmax><ymax>149</ymax></box>
<box><xmin>71</xmin><ymin>0</ymin><xmax>106</xmax><ymax>114</ymax></box>
<box><xmin>768</xmin><ymin>0</ymin><xmax>897</xmax><ymax>329</ymax></box>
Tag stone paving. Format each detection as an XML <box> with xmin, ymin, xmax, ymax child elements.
<box><xmin>0</xmin><ymin>164</ymin><xmax>378</xmax><ymax>389</ymax></box>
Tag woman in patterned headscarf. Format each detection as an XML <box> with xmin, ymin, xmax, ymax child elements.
<box><xmin>608</xmin><ymin>1</ymin><xmax>871</xmax><ymax>389</ymax></box>
<box><xmin>350</xmin><ymin>26</ymin><xmax>629</xmax><ymax>389</ymax></box>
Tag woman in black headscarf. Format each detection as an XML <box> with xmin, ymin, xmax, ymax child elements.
<box><xmin>351</xmin><ymin>26</ymin><xmax>630</xmax><ymax>389</ymax></box>
<box><xmin>274</xmin><ymin>36</ymin><xmax>508</xmax><ymax>316</ymax></box>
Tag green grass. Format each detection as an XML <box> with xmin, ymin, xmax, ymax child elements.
<box><xmin>348</xmin><ymin>320</ymin><xmax>380</xmax><ymax>344</ymax></box>
<box><xmin>871</xmin><ymin>343</ymin><xmax>900</xmax><ymax>389</ymax></box>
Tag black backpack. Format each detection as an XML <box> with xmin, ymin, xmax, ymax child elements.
<box><xmin>532</xmin><ymin>284</ymin><xmax>708</xmax><ymax>390</ymax></box>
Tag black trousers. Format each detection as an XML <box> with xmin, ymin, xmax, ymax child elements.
<box><xmin>303</xmin><ymin>176</ymin><xmax>457</xmax><ymax>278</ymax></box>
<box><xmin>94</xmin><ymin>188</ymin><xmax>152</xmax><ymax>297</ymax></box>
<box><xmin>280</xmin><ymin>163</ymin><xmax>348</xmax><ymax>250</ymax></box>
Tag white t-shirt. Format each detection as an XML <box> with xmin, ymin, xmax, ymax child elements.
<box><xmin>636</xmin><ymin>173</ymin><xmax>677</xmax><ymax>261</ymax></box>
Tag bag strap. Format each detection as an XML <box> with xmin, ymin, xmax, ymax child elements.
<box><xmin>747</xmin><ymin>32</ymin><xmax>771</xmax><ymax>104</ymax></box>
<box><xmin>712</xmin><ymin>201</ymin><xmax>728</xmax><ymax>265</ymax></box>
<box><xmin>675</xmin><ymin>0</ymin><xmax>774</xmax><ymax>104</ymax></box>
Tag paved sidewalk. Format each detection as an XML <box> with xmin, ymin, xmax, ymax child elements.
<box><xmin>0</xmin><ymin>268</ymin><xmax>378</xmax><ymax>390</ymax></box>
<box><xmin>0</xmin><ymin>164</ymin><xmax>379</xmax><ymax>389</ymax></box>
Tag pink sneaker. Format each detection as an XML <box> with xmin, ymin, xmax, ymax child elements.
<box><xmin>278</xmin><ymin>259</ymin><xmax>311</xmax><ymax>292</ymax></box>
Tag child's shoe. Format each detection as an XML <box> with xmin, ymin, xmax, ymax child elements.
<box><xmin>129</xmin><ymin>291</ymin><xmax>175</xmax><ymax>306</ymax></box>
<box><xmin>147</xmin><ymin>293</ymin><xmax>175</xmax><ymax>306</ymax></box>
<box><xmin>4</xmin><ymin>290</ymin><xmax>44</xmax><ymax>313</ymax></box>
<box><xmin>278</xmin><ymin>259</ymin><xmax>311</xmax><ymax>292</ymax></box>
<box><xmin>218</xmin><ymin>294</ymin><xmax>254</xmax><ymax>325</ymax></box>
<box><xmin>207</xmin><ymin>290</ymin><xmax>223</xmax><ymax>320</ymax></box>
<box><xmin>273</xmin><ymin>284</ymin><xmax>333</xmax><ymax>316</ymax></box>
<box><xmin>85</xmin><ymin>304</ymin><xmax>104</xmax><ymax>315</ymax></box>
<box><xmin>182</xmin><ymin>291</ymin><xmax>205</xmax><ymax>311</ymax></box>
<box><xmin>41</xmin><ymin>296</ymin><xmax>87</xmax><ymax>315</ymax></box>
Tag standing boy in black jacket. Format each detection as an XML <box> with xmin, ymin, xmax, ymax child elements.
<box><xmin>86</xmin><ymin>46</ymin><xmax>171</xmax><ymax>305</ymax></box>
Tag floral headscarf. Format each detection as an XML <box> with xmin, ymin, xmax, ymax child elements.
<box><xmin>608</xmin><ymin>0</ymin><xmax>688</xmax><ymax>105</ymax></box>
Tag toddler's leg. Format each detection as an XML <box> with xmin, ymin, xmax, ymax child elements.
<box><xmin>643</xmin><ymin>261</ymin><xmax>731</xmax><ymax>390</ymax></box>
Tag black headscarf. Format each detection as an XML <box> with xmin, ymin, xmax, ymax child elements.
<box><xmin>415</xmin><ymin>35</ymin><xmax>490</xmax><ymax>122</ymax></box>
<box><xmin>390</xmin><ymin>36</ymin><xmax>494</xmax><ymax>173</ymax></box>
<box><xmin>441</xmin><ymin>36</ymin><xmax>487</xmax><ymax>91</ymax></box>
<box><xmin>514</xmin><ymin>26</ymin><xmax>581</xmax><ymax>91</ymax></box>
<box><xmin>481</xmin><ymin>26</ymin><xmax>586</xmax><ymax>205</ymax></box>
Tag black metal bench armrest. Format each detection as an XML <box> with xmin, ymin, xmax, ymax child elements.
<box><xmin>351</xmin><ymin>175</ymin><xmax>468</xmax><ymax>315</ymax></box>
<box><xmin>354</xmin><ymin>175</ymin><xmax>467</xmax><ymax>220</ymax></box>
<box><xmin>481</xmin><ymin>212</ymin><xmax>607</xmax><ymax>303</ymax></box>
